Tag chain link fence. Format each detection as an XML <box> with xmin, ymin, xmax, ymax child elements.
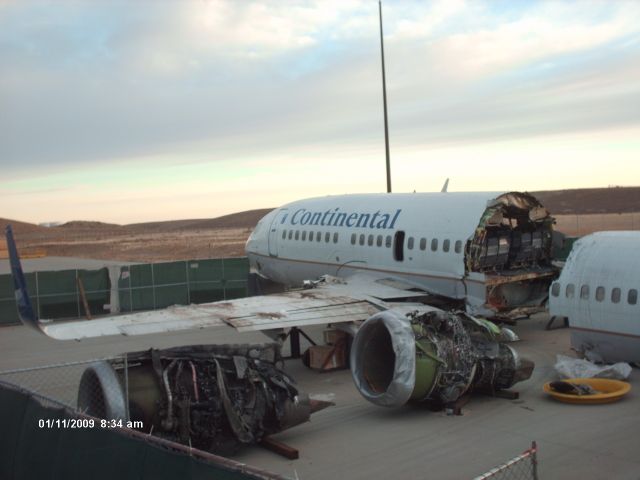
<box><xmin>0</xmin><ymin>257</ymin><xmax>250</xmax><ymax>325</ymax></box>
<box><xmin>473</xmin><ymin>442</ymin><xmax>538</xmax><ymax>480</ymax></box>
<box><xmin>0</xmin><ymin>357</ymin><xmax>128</xmax><ymax>418</ymax></box>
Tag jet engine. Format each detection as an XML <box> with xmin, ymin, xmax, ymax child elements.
<box><xmin>350</xmin><ymin>309</ymin><xmax>534</xmax><ymax>408</ymax></box>
<box><xmin>78</xmin><ymin>343</ymin><xmax>331</xmax><ymax>455</ymax></box>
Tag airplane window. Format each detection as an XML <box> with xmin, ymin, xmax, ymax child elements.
<box><xmin>282</xmin><ymin>230</ymin><xmax>287</xmax><ymax>240</ymax></box>
<box><xmin>301</xmin><ymin>231</ymin><xmax>306</xmax><ymax>241</ymax></box>
<box><xmin>351</xmin><ymin>233</ymin><xmax>356</xmax><ymax>245</ymax></box>
<box><xmin>333</xmin><ymin>232</ymin><xmax>338</xmax><ymax>243</ymax></box>
<box><xmin>316</xmin><ymin>232</ymin><xmax>321</xmax><ymax>242</ymax></box>
<box><xmin>565</xmin><ymin>283</ymin><xmax>575</xmax><ymax>298</ymax></box>
<box><xmin>377</xmin><ymin>235</ymin><xmax>383</xmax><ymax>247</ymax></box>
<box><xmin>295</xmin><ymin>231</ymin><xmax>299</xmax><ymax>240</ymax></box>
<box><xmin>551</xmin><ymin>282</ymin><xmax>560</xmax><ymax>297</ymax></box>
<box><xmin>368</xmin><ymin>234</ymin><xmax>374</xmax><ymax>246</ymax></box>
<box><xmin>407</xmin><ymin>237</ymin><xmax>414</xmax><ymax>250</ymax></box>
<box><xmin>288</xmin><ymin>230</ymin><xmax>293</xmax><ymax>240</ymax></box>
<box><xmin>580</xmin><ymin>285</ymin><xmax>589</xmax><ymax>300</ymax></box>
<box><xmin>431</xmin><ymin>238</ymin><xmax>438</xmax><ymax>252</ymax></box>
<box><xmin>595</xmin><ymin>286</ymin><xmax>605</xmax><ymax>302</ymax></box>
<box><xmin>325</xmin><ymin>232</ymin><xmax>330</xmax><ymax>243</ymax></box>
<box><xmin>628</xmin><ymin>289</ymin><xmax>637</xmax><ymax>305</ymax></box>
<box><xmin>420</xmin><ymin>238</ymin><xmax>427</xmax><ymax>251</ymax></box>
<box><xmin>443</xmin><ymin>239</ymin><xmax>450</xmax><ymax>252</ymax></box>
<box><xmin>454</xmin><ymin>240</ymin><xmax>462</xmax><ymax>254</ymax></box>
<box><xmin>359</xmin><ymin>234</ymin><xmax>365</xmax><ymax>245</ymax></box>
<box><xmin>308</xmin><ymin>231</ymin><xmax>313</xmax><ymax>241</ymax></box>
<box><xmin>385</xmin><ymin>235</ymin><xmax>392</xmax><ymax>248</ymax></box>
<box><xmin>611</xmin><ymin>288</ymin><xmax>621</xmax><ymax>303</ymax></box>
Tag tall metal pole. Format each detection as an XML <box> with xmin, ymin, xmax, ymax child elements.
<box><xmin>379</xmin><ymin>0</ymin><xmax>391</xmax><ymax>193</ymax></box>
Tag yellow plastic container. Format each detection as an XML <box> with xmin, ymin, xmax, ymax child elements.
<box><xmin>543</xmin><ymin>378</ymin><xmax>631</xmax><ymax>404</ymax></box>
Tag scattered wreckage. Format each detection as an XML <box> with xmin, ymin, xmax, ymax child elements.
<box><xmin>78</xmin><ymin>344</ymin><xmax>331</xmax><ymax>456</ymax></box>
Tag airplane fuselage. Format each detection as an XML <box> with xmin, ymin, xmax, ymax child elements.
<box><xmin>550</xmin><ymin>231</ymin><xmax>640</xmax><ymax>363</ymax></box>
<box><xmin>246</xmin><ymin>192</ymin><xmax>557</xmax><ymax>318</ymax></box>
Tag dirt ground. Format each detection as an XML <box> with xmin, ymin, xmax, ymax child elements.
<box><xmin>1</xmin><ymin>211</ymin><xmax>267</xmax><ymax>262</ymax></box>
<box><xmin>2</xmin><ymin>187</ymin><xmax>640</xmax><ymax>262</ymax></box>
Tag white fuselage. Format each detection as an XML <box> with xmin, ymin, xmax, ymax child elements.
<box><xmin>246</xmin><ymin>192</ymin><xmax>556</xmax><ymax>317</ymax></box>
<box><xmin>549</xmin><ymin>231</ymin><xmax>640</xmax><ymax>363</ymax></box>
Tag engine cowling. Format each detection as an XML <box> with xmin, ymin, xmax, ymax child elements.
<box><xmin>350</xmin><ymin>309</ymin><xmax>534</xmax><ymax>408</ymax></box>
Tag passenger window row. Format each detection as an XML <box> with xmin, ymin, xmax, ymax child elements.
<box><xmin>349</xmin><ymin>233</ymin><xmax>393</xmax><ymax>248</ymax></box>
<box><xmin>551</xmin><ymin>282</ymin><xmax>638</xmax><ymax>305</ymax></box>
<box><xmin>282</xmin><ymin>229</ymin><xmax>339</xmax><ymax>244</ymax></box>
<box><xmin>407</xmin><ymin>236</ymin><xmax>463</xmax><ymax>254</ymax></box>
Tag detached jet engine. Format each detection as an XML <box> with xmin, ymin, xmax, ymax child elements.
<box><xmin>351</xmin><ymin>308</ymin><xmax>534</xmax><ymax>408</ymax></box>
<box><xmin>78</xmin><ymin>343</ymin><xmax>331</xmax><ymax>455</ymax></box>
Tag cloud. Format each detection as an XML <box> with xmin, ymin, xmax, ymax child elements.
<box><xmin>1</xmin><ymin>1</ymin><xmax>640</xmax><ymax>222</ymax></box>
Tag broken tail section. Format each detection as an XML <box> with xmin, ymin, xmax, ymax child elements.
<box><xmin>5</xmin><ymin>225</ymin><xmax>42</xmax><ymax>334</ymax></box>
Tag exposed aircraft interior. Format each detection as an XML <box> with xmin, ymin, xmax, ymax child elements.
<box><xmin>462</xmin><ymin>193</ymin><xmax>557</xmax><ymax>313</ymax></box>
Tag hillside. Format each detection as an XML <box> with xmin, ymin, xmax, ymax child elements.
<box><xmin>532</xmin><ymin>187</ymin><xmax>640</xmax><ymax>214</ymax></box>
<box><xmin>3</xmin><ymin>187</ymin><xmax>640</xmax><ymax>261</ymax></box>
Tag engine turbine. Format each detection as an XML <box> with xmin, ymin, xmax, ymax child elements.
<box><xmin>350</xmin><ymin>308</ymin><xmax>534</xmax><ymax>408</ymax></box>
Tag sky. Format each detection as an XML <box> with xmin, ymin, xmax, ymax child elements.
<box><xmin>1</xmin><ymin>0</ymin><xmax>639</xmax><ymax>224</ymax></box>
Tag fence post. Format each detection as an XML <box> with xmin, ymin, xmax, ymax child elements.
<box><xmin>222</xmin><ymin>258</ymin><xmax>226</xmax><ymax>300</ymax></box>
<box><xmin>124</xmin><ymin>355</ymin><xmax>130</xmax><ymax>422</ymax></box>
<box><xmin>151</xmin><ymin>263</ymin><xmax>156</xmax><ymax>310</ymax></box>
<box><xmin>35</xmin><ymin>271</ymin><xmax>41</xmax><ymax>319</ymax></box>
<box><xmin>128</xmin><ymin>267</ymin><xmax>133</xmax><ymax>313</ymax></box>
<box><xmin>75</xmin><ymin>269</ymin><xmax>81</xmax><ymax>318</ymax></box>
<box><xmin>185</xmin><ymin>261</ymin><xmax>191</xmax><ymax>305</ymax></box>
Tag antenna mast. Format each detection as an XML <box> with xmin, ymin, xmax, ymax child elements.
<box><xmin>379</xmin><ymin>0</ymin><xmax>391</xmax><ymax>193</ymax></box>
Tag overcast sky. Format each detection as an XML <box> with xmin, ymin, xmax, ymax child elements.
<box><xmin>1</xmin><ymin>0</ymin><xmax>639</xmax><ymax>224</ymax></box>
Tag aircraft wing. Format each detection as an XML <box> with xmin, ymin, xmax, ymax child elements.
<box><xmin>6</xmin><ymin>226</ymin><xmax>427</xmax><ymax>340</ymax></box>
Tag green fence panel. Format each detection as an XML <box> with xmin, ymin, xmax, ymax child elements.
<box><xmin>0</xmin><ymin>273</ymin><xmax>36</xmax><ymax>326</ymax></box>
<box><xmin>187</xmin><ymin>259</ymin><xmax>224</xmax><ymax>282</ymax></box>
<box><xmin>2</xmin><ymin>257</ymin><xmax>250</xmax><ymax>324</ymax></box>
<box><xmin>153</xmin><ymin>262</ymin><xmax>189</xmax><ymax>308</ymax></box>
<box><xmin>0</xmin><ymin>274</ymin><xmax>15</xmax><ymax>298</ymax></box>
<box><xmin>222</xmin><ymin>258</ymin><xmax>249</xmax><ymax>299</ymax></box>
<box><xmin>0</xmin><ymin>274</ymin><xmax>18</xmax><ymax>325</ymax></box>
<box><xmin>223</xmin><ymin>258</ymin><xmax>250</xmax><ymax>281</ymax></box>
<box><xmin>554</xmin><ymin>236</ymin><xmax>579</xmax><ymax>261</ymax></box>
<box><xmin>0</xmin><ymin>385</ymin><xmax>29</xmax><ymax>479</ymax></box>
<box><xmin>189</xmin><ymin>281</ymin><xmax>225</xmax><ymax>303</ymax></box>
<box><xmin>152</xmin><ymin>261</ymin><xmax>187</xmax><ymax>285</ymax></box>
<box><xmin>37</xmin><ymin>269</ymin><xmax>78</xmax><ymax>318</ymax></box>
<box><xmin>55</xmin><ymin>422</ymin><xmax>146</xmax><ymax>480</ymax></box>
<box><xmin>0</xmin><ymin>383</ymin><xmax>275</xmax><ymax>480</ymax></box>
<box><xmin>225</xmin><ymin>280</ymin><xmax>248</xmax><ymax>300</ymax></box>
<box><xmin>78</xmin><ymin>268</ymin><xmax>110</xmax><ymax>316</ymax></box>
<box><xmin>187</xmin><ymin>259</ymin><xmax>225</xmax><ymax>303</ymax></box>
<box><xmin>126</xmin><ymin>264</ymin><xmax>155</xmax><ymax>312</ymax></box>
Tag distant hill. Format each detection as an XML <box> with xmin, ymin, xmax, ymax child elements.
<box><xmin>125</xmin><ymin>208</ymin><xmax>274</xmax><ymax>232</ymax></box>
<box><xmin>0</xmin><ymin>217</ymin><xmax>45</xmax><ymax>234</ymax></box>
<box><xmin>59</xmin><ymin>221</ymin><xmax>122</xmax><ymax>230</ymax></box>
<box><xmin>4</xmin><ymin>187</ymin><xmax>640</xmax><ymax>238</ymax></box>
<box><xmin>532</xmin><ymin>187</ymin><xmax>640</xmax><ymax>214</ymax></box>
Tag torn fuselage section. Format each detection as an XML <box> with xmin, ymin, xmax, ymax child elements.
<box><xmin>465</xmin><ymin>192</ymin><xmax>558</xmax><ymax>316</ymax></box>
<box><xmin>78</xmin><ymin>344</ymin><xmax>330</xmax><ymax>456</ymax></box>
